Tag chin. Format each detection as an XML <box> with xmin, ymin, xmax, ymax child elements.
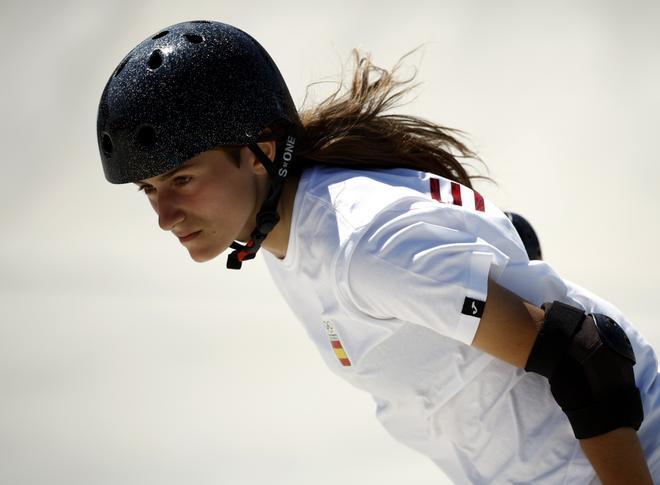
<box><xmin>187</xmin><ymin>246</ymin><xmax>223</xmax><ymax>263</ymax></box>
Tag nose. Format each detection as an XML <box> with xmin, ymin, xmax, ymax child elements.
<box><xmin>154</xmin><ymin>192</ymin><xmax>185</xmax><ymax>231</ymax></box>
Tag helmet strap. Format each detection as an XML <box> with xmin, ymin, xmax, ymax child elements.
<box><xmin>226</xmin><ymin>136</ymin><xmax>297</xmax><ymax>269</ymax></box>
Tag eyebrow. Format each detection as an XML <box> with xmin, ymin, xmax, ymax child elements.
<box><xmin>133</xmin><ymin>161</ymin><xmax>194</xmax><ymax>186</ymax></box>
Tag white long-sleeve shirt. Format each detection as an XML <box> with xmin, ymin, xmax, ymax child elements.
<box><xmin>264</xmin><ymin>165</ymin><xmax>660</xmax><ymax>484</ymax></box>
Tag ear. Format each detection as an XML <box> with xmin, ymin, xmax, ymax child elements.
<box><xmin>241</xmin><ymin>141</ymin><xmax>277</xmax><ymax>175</ymax></box>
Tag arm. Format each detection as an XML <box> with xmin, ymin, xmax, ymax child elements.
<box><xmin>472</xmin><ymin>277</ymin><xmax>652</xmax><ymax>485</ymax></box>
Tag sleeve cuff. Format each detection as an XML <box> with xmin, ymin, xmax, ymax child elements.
<box><xmin>454</xmin><ymin>250</ymin><xmax>507</xmax><ymax>345</ymax></box>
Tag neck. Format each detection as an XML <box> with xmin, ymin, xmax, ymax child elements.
<box><xmin>261</xmin><ymin>174</ymin><xmax>300</xmax><ymax>259</ymax></box>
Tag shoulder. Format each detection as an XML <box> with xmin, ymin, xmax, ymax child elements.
<box><xmin>292</xmin><ymin>164</ymin><xmax>528</xmax><ymax>269</ymax></box>
<box><xmin>294</xmin><ymin>164</ymin><xmax>527</xmax><ymax>258</ymax></box>
<box><xmin>297</xmin><ymin>164</ymin><xmax>440</xmax><ymax>230</ymax></box>
<box><xmin>287</xmin><ymin>164</ymin><xmax>446</xmax><ymax>274</ymax></box>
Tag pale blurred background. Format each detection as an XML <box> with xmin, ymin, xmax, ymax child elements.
<box><xmin>1</xmin><ymin>0</ymin><xmax>659</xmax><ymax>484</ymax></box>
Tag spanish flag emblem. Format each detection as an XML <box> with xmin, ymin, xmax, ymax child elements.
<box><xmin>331</xmin><ymin>339</ymin><xmax>351</xmax><ymax>367</ymax></box>
<box><xmin>323</xmin><ymin>320</ymin><xmax>352</xmax><ymax>367</ymax></box>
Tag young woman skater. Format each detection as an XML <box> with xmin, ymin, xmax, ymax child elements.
<box><xmin>97</xmin><ymin>20</ymin><xmax>658</xmax><ymax>484</ymax></box>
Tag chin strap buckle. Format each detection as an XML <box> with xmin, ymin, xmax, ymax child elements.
<box><xmin>226</xmin><ymin>209</ymin><xmax>281</xmax><ymax>270</ymax></box>
<box><xmin>226</xmin><ymin>241</ymin><xmax>256</xmax><ymax>269</ymax></box>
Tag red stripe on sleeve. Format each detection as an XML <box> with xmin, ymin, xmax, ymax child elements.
<box><xmin>451</xmin><ymin>182</ymin><xmax>462</xmax><ymax>206</ymax></box>
<box><xmin>339</xmin><ymin>358</ymin><xmax>352</xmax><ymax>366</ymax></box>
<box><xmin>331</xmin><ymin>340</ymin><xmax>343</xmax><ymax>349</ymax></box>
<box><xmin>474</xmin><ymin>191</ymin><xmax>485</xmax><ymax>212</ymax></box>
<box><xmin>430</xmin><ymin>178</ymin><xmax>440</xmax><ymax>201</ymax></box>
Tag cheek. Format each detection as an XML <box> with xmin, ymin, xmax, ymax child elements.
<box><xmin>192</xmin><ymin>180</ymin><xmax>251</xmax><ymax>222</ymax></box>
<box><xmin>148</xmin><ymin>197</ymin><xmax>157</xmax><ymax>212</ymax></box>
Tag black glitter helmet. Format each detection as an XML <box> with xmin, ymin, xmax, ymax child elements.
<box><xmin>97</xmin><ymin>20</ymin><xmax>301</xmax><ymax>269</ymax></box>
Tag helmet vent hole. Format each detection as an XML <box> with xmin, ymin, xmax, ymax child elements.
<box><xmin>152</xmin><ymin>30</ymin><xmax>169</xmax><ymax>40</ymax></box>
<box><xmin>147</xmin><ymin>50</ymin><xmax>163</xmax><ymax>70</ymax></box>
<box><xmin>184</xmin><ymin>33</ymin><xmax>204</xmax><ymax>44</ymax></box>
<box><xmin>113</xmin><ymin>56</ymin><xmax>130</xmax><ymax>77</ymax></box>
<box><xmin>136</xmin><ymin>125</ymin><xmax>156</xmax><ymax>147</ymax></box>
<box><xmin>101</xmin><ymin>133</ymin><xmax>113</xmax><ymax>156</ymax></box>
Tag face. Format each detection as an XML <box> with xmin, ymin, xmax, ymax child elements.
<box><xmin>135</xmin><ymin>146</ymin><xmax>270</xmax><ymax>262</ymax></box>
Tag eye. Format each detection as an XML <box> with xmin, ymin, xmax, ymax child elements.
<box><xmin>174</xmin><ymin>175</ymin><xmax>192</xmax><ymax>186</ymax></box>
<box><xmin>137</xmin><ymin>184</ymin><xmax>155</xmax><ymax>194</ymax></box>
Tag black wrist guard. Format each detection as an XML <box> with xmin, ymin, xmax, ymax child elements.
<box><xmin>525</xmin><ymin>301</ymin><xmax>644</xmax><ymax>439</ymax></box>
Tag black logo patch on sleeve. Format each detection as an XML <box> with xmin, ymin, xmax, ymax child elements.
<box><xmin>462</xmin><ymin>297</ymin><xmax>486</xmax><ymax>318</ymax></box>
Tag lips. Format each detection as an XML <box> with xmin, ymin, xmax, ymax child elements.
<box><xmin>177</xmin><ymin>231</ymin><xmax>201</xmax><ymax>242</ymax></box>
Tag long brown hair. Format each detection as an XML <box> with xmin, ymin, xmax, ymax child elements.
<box><xmin>285</xmin><ymin>49</ymin><xmax>490</xmax><ymax>188</ymax></box>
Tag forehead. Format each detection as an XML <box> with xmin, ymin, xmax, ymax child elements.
<box><xmin>134</xmin><ymin>158</ymin><xmax>198</xmax><ymax>185</ymax></box>
<box><xmin>133</xmin><ymin>147</ymin><xmax>239</xmax><ymax>185</ymax></box>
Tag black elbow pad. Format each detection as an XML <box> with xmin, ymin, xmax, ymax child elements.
<box><xmin>525</xmin><ymin>301</ymin><xmax>644</xmax><ymax>439</ymax></box>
